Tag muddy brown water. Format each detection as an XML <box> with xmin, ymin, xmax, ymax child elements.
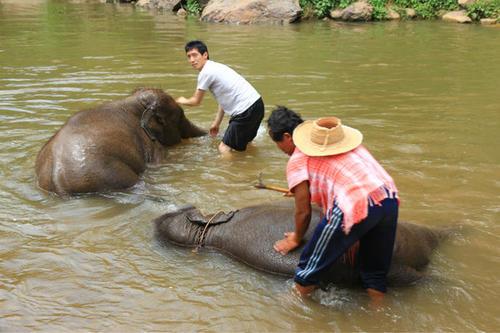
<box><xmin>0</xmin><ymin>1</ymin><xmax>499</xmax><ymax>331</ymax></box>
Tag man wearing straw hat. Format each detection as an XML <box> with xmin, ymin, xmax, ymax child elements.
<box><xmin>267</xmin><ymin>106</ymin><xmax>399</xmax><ymax>302</ymax></box>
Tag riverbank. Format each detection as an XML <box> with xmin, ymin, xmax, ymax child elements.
<box><xmin>128</xmin><ymin>0</ymin><xmax>499</xmax><ymax>25</ymax></box>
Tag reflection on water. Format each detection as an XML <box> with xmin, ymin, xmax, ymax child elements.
<box><xmin>0</xmin><ymin>0</ymin><xmax>499</xmax><ymax>331</ymax></box>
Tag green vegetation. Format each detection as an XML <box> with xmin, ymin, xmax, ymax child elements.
<box><xmin>185</xmin><ymin>0</ymin><xmax>201</xmax><ymax>15</ymax></box>
<box><xmin>394</xmin><ymin>0</ymin><xmax>458</xmax><ymax>18</ymax></box>
<box><xmin>299</xmin><ymin>0</ymin><xmax>499</xmax><ymax>19</ymax></box>
<box><xmin>466</xmin><ymin>0</ymin><xmax>500</xmax><ymax>20</ymax></box>
<box><xmin>299</xmin><ymin>0</ymin><xmax>398</xmax><ymax>19</ymax></box>
<box><xmin>370</xmin><ymin>0</ymin><xmax>388</xmax><ymax>19</ymax></box>
<box><xmin>299</xmin><ymin>0</ymin><xmax>342</xmax><ymax>17</ymax></box>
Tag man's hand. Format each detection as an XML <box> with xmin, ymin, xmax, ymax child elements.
<box><xmin>210</xmin><ymin>107</ymin><xmax>224</xmax><ymax>137</ymax></box>
<box><xmin>274</xmin><ymin>231</ymin><xmax>300</xmax><ymax>255</ymax></box>
<box><xmin>176</xmin><ymin>90</ymin><xmax>204</xmax><ymax>106</ymax></box>
<box><xmin>209</xmin><ymin>123</ymin><xmax>219</xmax><ymax>137</ymax></box>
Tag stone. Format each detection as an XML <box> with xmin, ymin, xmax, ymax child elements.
<box><xmin>458</xmin><ymin>0</ymin><xmax>477</xmax><ymax>8</ymax></box>
<box><xmin>329</xmin><ymin>9</ymin><xmax>343</xmax><ymax>20</ymax></box>
<box><xmin>437</xmin><ymin>9</ymin><xmax>449</xmax><ymax>17</ymax></box>
<box><xmin>405</xmin><ymin>8</ymin><xmax>417</xmax><ymax>18</ymax></box>
<box><xmin>177</xmin><ymin>7</ymin><xmax>187</xmax><ymax>16</ymax></box>
<box><xmin>387</xmin><ymin>8</ymin><xmax>401</xmax><ymax>20</ymax></box>
<box><xmin>341</xmin><ymin>1</ymin><xmax>373</xmax><ymax>21</ymax></box>
<box><xmin>201</xmin><ymin>0</ymin><xmax>302</xmax><ymax>24</ymax></box>
<box><xmin>442</xmin><ymin>10</ymin><xmax>472</xmax><ymax>23</ymax></box>
<box><xmin>480</xmin><ymin>18</ymin><xmax>497</xmax><ymax>24</ymax></box>
<box><xmin>136</xmin><ymin>0</ymin><xmax>181</xmax><ymax>11</ymax></box>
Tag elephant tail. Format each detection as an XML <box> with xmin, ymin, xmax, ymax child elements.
<box><xmin>35</xmin><ymin>140</ymin><xmax>57</xmax><ymax>194</ymax></box>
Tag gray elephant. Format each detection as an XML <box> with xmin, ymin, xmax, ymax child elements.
<box><xmin>154</xmin><ymin>200</ymin><xmax>451</xmax><ymax>287</ymax></box>
<box><xmin>35</xmin><ymin>88</ymin><xmax>206</xmax><ymax>196</ymax></box>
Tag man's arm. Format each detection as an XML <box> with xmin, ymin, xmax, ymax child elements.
<box><xmin>176</xmin><ymin>89</ymin><xmax>205</xmax><ymax>106</ymax></box>
<box><xmin>209</xmin><ymin>106</ymin><xmax>224</xmax><ymax>137</ymax></box>
<box><xmin>274</xmin><ymin>180</ymin><xmax>311</xmax><ymax>255</ymax></box>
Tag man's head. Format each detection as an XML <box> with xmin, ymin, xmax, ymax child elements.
<box><xmin>267</xmin><ymin>106</ymin><xmax>304</xmax><ymax>156</ymax></box>
<box><xmin>184</xmin><ymin>40</ymin><xmax>209</xmax><ymax>71</ymax></box>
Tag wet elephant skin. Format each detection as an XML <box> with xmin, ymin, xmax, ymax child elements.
<box><xmin>35</xmin><ymin>88</ymin><xmax>206</xmax><ymax>196</ymax></box>
<box><xmin>154</xmin><ymin>200</ymin><xmax>450</xmax><ymax>287</ymax></box>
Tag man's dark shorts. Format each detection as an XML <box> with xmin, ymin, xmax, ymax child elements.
<box><xmin>222</xmin><ymin>97</ymin><xmax>264</xmax><ymax>151</ymax></box>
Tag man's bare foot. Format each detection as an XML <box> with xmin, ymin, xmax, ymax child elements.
<box><xmin>294</xmin><ymin>283</ymin><xmax>317</xmax><ymax>297</ymax></box>
<box><xmin>367</xmin><ymin>288</ymin><xmax>385</xmax><ymax>308</ymax></box>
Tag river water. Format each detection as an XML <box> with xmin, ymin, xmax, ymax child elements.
<box><xmin>0</xmin><ymin>0</ymin><xmax>499</xmax><ymax>331</ymax></box>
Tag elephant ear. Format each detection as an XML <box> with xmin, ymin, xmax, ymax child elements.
<box><xmin>186</xmin><ymin>210</ymin><xmax>237</xmax><ymax>226</ymax></box>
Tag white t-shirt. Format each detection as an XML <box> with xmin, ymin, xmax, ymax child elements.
<box><xmin>197</xmin><ymin>60</ymin><xmax>260</xmax><ymax>117</ymax></box>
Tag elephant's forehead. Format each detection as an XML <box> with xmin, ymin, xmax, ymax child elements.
<box><xmin>138</xmin><ymin>91</ymin><xmax>156</xmax><ymax>102</ymax></box>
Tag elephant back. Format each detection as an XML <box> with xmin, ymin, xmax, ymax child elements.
<box><xmin>392</xmin><ymin>222</ymin><xmax>442</xmax><ymax>270</ymax></box>
<box><xmin>204</xmin><ymin>201</ymin><xmax>352</xmax><ymax>278</ymax></box>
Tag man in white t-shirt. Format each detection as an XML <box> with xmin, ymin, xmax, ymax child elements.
<box><xmin>176</xmin><ymin>40</ymin><xmax>264</xmax><ymax>155</ymax></box>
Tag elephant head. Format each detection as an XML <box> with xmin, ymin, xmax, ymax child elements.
<box><xmin>154</xmin><ymin>205</ymin><xmax>237</xmax><ymax>249</ymax></box>
<box><xmin>134</xmin><ymin>88</ymin><xmax>206</xmax><ymax>146</ymax></box>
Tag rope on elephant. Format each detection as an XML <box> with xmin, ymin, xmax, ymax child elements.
<box><xmin>192</xmin><ymin>211</ymin><xmax>225</xmax><ymax>253</ymax></box>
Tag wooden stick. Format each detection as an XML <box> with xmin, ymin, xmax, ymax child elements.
<box><xmin>253</xmin><ymin>184</ymin><xmax>290</xmax><ymax>194</ymax></box>
<box><xmin>254</xmin><ymin>172</ymin><xmax>292</xmax><ymax>195</ymax></box>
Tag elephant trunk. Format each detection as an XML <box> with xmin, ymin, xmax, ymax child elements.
<box><xmin>179</xmin><ymin>113</ymin><xmax>207</xmax><ymax>139</ymax></box>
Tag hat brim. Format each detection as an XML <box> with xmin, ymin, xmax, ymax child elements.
<box><xmin>293</xmin><ymin>120</ymin><xmax>363</xmax><ymax>157</ymax></box>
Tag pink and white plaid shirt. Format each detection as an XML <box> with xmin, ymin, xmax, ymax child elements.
<box><xmin>287</xmin><ymin>145</ymin><xmax>399</xmax><ymax>234</ymax></box>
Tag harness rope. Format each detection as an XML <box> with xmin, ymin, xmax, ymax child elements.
<box><xmin>192</xmin><ymin>210</ymin><xmax>224</xmax><ymax>253</ymax></box>
<box><xmin>119</xmin><ymin>99</ymin><xmax>157</xmax><ymax>142</ymax></box>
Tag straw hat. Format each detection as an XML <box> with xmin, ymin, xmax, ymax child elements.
<box><xmin>292</xmin><ymin>117</ymin><xmax>363</xmax><ymax>156</ymax></box>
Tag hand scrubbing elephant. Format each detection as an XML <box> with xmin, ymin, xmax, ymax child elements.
<box><xmin>35</xmin><ymin>88</ymin><xmax>206</xmax><ymax>196</ymax></box>
<box><xmin>154</xmin><ymin>200</ymin><xmax>452</xmax><ymax>287</ymax></box>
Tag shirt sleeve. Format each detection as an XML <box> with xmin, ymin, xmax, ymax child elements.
<box><xmin>197</xmin><ymin>68</ymin><xmax>213</xmax><ymax>91</ymax></box>
<box><xmin>286</xmin><ymin>149</ymin><xmax>309</xmax><ymax>191</ymax></box>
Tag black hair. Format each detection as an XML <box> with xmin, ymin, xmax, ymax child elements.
<box><xmin>184</xmin><ymin>40</ymin><xmax>209</xmax><ymax>59</ymax></box>
<box><xmin>267</xmin><ymin>106</ymin><xmax>304</xmax><ymax>142</ymax></box>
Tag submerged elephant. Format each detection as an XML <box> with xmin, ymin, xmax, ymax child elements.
<box><xmin>154</xmin><ymin>200</ymin><xmax>451</xmax><ymax>287</ymax></box>
<box><xmin>35</xmin><ymin>88</ymin><xmax>206</xmax><ymax>196</ymax></box>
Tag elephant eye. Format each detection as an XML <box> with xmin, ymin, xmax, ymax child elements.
<box><xmin>155</xmin><ymin>115</ymin><xmax>166</xmax><ymax>125</ymax></box>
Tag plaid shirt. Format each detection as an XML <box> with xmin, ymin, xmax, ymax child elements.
<box><xmin>287</xmin><ymin>145</ymin><xmax>399</xmax><ymax>234</ymax></box>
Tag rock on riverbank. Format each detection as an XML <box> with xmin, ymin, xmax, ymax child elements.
<box><xmin>200</xmin><ymin>0</ymin><xmax>302</xmax><ymax>24</ymax></box>
<box><xmin>135</xmin><ymin>0</ymin><xmax>301</xmax><ymax>23</ymax></box>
